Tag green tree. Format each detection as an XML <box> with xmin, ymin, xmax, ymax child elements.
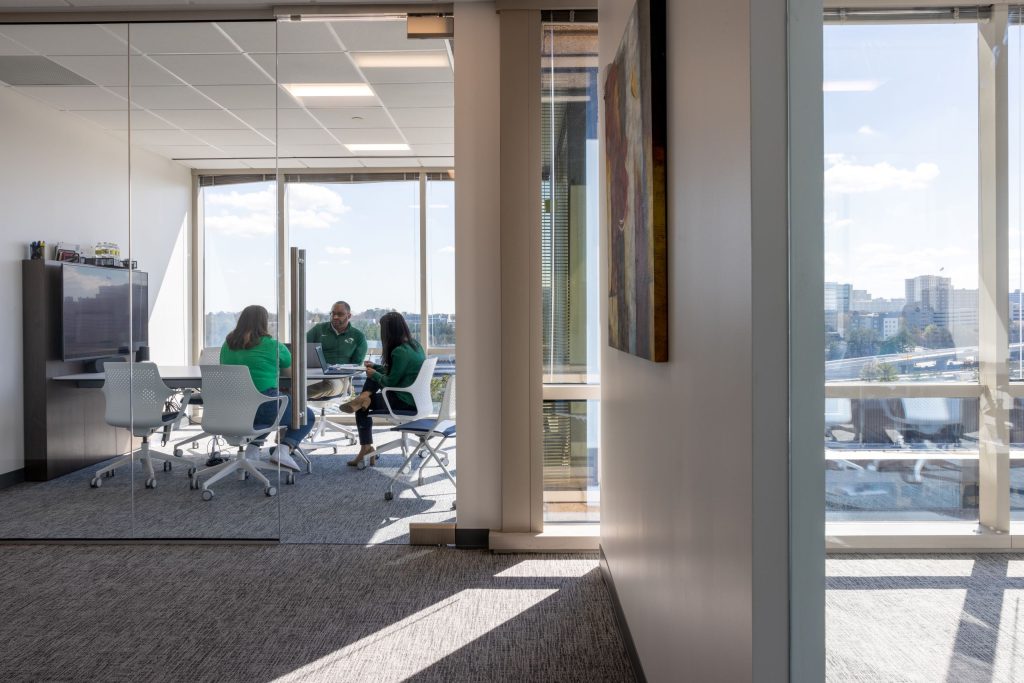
<box><xmin>844</xmin><ymin>327</ymin><xmax>879</xmax><ymax>358</ymax></box>
<box><xmin>922</xmin><ymin>324</ymin><xmax>953</xmax><ymax>349</ymax></box>
<box><xmin>879</xmin><ymin>327</ymin><xmax>914</xmax><ymax>355</ymax></box>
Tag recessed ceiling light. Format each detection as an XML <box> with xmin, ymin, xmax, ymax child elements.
<box><xmin>283</xmin><ymin>83</ymin><xmax>374</xmax><ymax>98</ymax></box>
<box><xmin>345</xmin><ymin>143</ymin><xmax>410</xmax><ymax>152</ymax></box>
<box><xmin>353</xmin><ymin>52</ymin><xmax>450</xmax><ymax>68</ymax></box>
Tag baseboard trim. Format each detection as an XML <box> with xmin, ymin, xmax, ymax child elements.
<box><xmin>0</xmin><ymin>469</ymin><xmax>25</xmax><ymax>490</ymax></box>
<box><xmin>455</xmin><ymin>527</ymin><xmax>489</xmax><ymax>549</ymax></box>
<box><xmin>599</xmin><ymin>545</ymin><xmax>647</xmax><ymax>683</ymax></box>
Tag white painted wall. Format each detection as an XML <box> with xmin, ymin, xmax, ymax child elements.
<box><xmin>598</xmin><ymin>0</ymin><xmax>793</xmax><ymax>680</ymax></box>
<box><xmin>453</xmin><ymin>1</ymin><xmax>503</xmax><ymax>530</ymax></box>
<box><xmin>0</xmin><ymin>87</ymin><xmax>190</xmax><ymax>476</ymax></box>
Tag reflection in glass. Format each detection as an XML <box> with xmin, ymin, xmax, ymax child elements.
<box><xmin>427</xmin><ymin>177</ymin><xmax>455</xmax><ymax>349</ymax></box>
<box><xmin>543</xmin><ymin>400</ymin><xmax>600</xmax><ymax>523</ymax></box>
<box><xmin>825</xmin><ymin>397</ymin><xmax>979</xmax><ymax>521</ymax></box>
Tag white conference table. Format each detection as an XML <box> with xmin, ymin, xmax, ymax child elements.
<box><xmin>52</xmin><ymin>364</ymin><xmax>364</xmax><ymax>389</ymax></box>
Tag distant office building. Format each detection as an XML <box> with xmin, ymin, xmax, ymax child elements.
<box><xmin>825</xmin><ymin>281</ymin><xmax>853</xmax><ymax>334</ymax></box>
<box><xmin>948</xmin><ymin>288</ymin><xmax>979</xmax><ymax>345</ymax></box>
<box><xmin>905</xmin><ymin>274</ymin><xmax>951</xmax><ymax>328</ymax></box>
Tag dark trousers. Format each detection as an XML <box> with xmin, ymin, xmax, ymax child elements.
<box><xmin>254</xmin><ymin>388</ymin><xmax>315</xmax><ymax>449</ymax></box>
<box><xmin>356</xmin><ymin>378</ymin><xmax>416</xmax><ymax>445</ymax></box>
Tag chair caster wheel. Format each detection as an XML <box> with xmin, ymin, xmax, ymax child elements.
<box><xmin>163</xmin><ymin>461</ymin><xmax>172</xmax><ymax>472</ymax></box>
<box><xmin>384</xmin><ymin>491</ymin><xmax>393</xmax><ymax>501</ymax></box>
<box><xmin>174</xmin><ymin>448</ymin><xmax>183</xmax><ymax>457</ymax></box>
<box><xmin>265</xmin><ymin>486</ymin><xmax>277</xmax><ymax>497</ymax></box>
<box><xmin>90</xmin><ymin>477</ymin><xmax>101</xmax><ymax>488</ymax></box>
<box><xmin>286</xmin><ymin>472</ymin><xmax>296</xmax><ymax>485</ymax></box>
<box><xmin>145</xmin><ymin>477</ymin><xmax>156</xmax><ymax>489</ymax></box>
<box><xmin>202</xmin><ymin>489</ymin><xmax>213</xmax><ymax>501</ymax></box>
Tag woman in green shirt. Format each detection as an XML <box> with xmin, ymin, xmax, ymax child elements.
<box><xmin>220</xmin><ymin>305</ymin><xmax>315</xmax><ymax>471</ymax></box>
<box><xmin>341</xmin><ymin>311</ymin><xmax>425</xmax><ymax>467</ymax></box>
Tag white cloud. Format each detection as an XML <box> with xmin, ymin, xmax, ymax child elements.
<box><xmin>288</xmin><ymin>184</ymin><xmax>351</xmax><ymax>231</ymax></box>
<box><xmin>825</xmin><ymin>157</ymin><xmax>940</xmax><ymax>194</ymax></box>
<box><xmin>205</xmin><ymin>212</ymin><xmax>275</xmax><ymax>237</ymax></box>
<box><xmin>857</xmin><ymin>125</ymin><xmax>877</xmax><ymax>136</ymax></box>
<box><xmin>205</xmin><ymin>186</ymin><xmax>275</xmax><ymax>212</ymax></box>
<box><xmin>326</xmin><ymin>246</ymin><xmax>352</xmax><ymax>255</ymax></box>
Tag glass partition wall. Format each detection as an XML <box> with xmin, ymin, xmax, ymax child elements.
<box><xmin>541</xmin><ymin>16</ymin><xmax>600</xmax><ymax>523</ymax></box>
<box><xmin>825</xmin><ymin>7</ymin><xmax>1024</xmax><ymax>539</ymax></box>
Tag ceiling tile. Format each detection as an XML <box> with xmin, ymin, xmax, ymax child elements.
<box><xmin>214</xmin><ymin>22</ymin><xmax>276</xmax><ymax>54</ymax></box>
<box><xmin>129</xmin><ymin>85</ymin><xmax>219</xmax><ymax>109</ymax></box>
<box><xmin>402</xmin><ymin>127</ymin><xmax>453</xmax><ymax>145</ymax></box>
<box><xmin>374</xmin><ymin>82</ymin><xmax>452</xmax><ymax>108</ymax></box>
<box><xmin>181</xmin><ymin>158</ymin><xmax>251</xmax><ymax>169</ymax></box>
<box><xmin>262</xmin><ymin>128</ymin><xmax>336</xmax><ymax>145</ymax></box>
<box><xmin>151</xmin><ymin>108</ymin><xmax>249</xmax><ymax>130</ymax></box>
<box><xmin>71</xmin><ymin>108</ymin><xmax>174</xmax><ymax>130</ymax></box>
<box><xmin>0</xmin><ymin>24</ymin><xmax>128</xmax><ymax>56</ymax></box>
<box><xmin>412</xmin><ymin>144</ymin><xmax>454</xmax><ymax>157</ymax></box>
<box><xmin>330</xmin><ymin>20</ymin><xmax>446</xmax><ymax>52</ymax></box>
<box><xmin>231</xmin><ymin>107</ymin><xmax>319</xmax><ymax>129</ymax></box>
<box><xmin>298</xmin><ymin>93</ymin><xmax>379</xmax><ymax>109</ymax></box>
<box><xmin>254</xmin><ymin>52</ymin><xmax>361</xmax><ymax>84</ymax></box>
<box><xmin>49</xmin><ymin>55</ymin><xmax>181</xmax><ymax>87</ymax></box>
<box><xmin>360</xmin><ymin>157</ymin><xmax>422</xmax><ymax>168</ymax></box>
<box><xmin>196</xmin><ymin>84</ymin><xmax>282</xmax><ymax>109</ymax></box>
<box><xmin>361</xmin><ymin>66</ymin><xmax>452</xmax><ymax>85</ymax></box>
<box><xmin>239</xmin><ymin>157</ymin><xmax>306</xmax><ymax>169</ymax></box>
<box><xmin>193</xmin><ymin>129</ymin><xmax>272</xmax><ymax>146</ymax></box>
<box><xmin>127</xmin><ymin>23</ymin><xmax>238</xmax><ymax>55</ymax></box>
<box><xmin>18</xmin><ymin>85</ymin><xmax>127</xmax><ymax>110</ymax></box>
<box><xmin>418</xmin><ymin>157</ymin><xmax>454</xmax><ymax>168</ymax></box>
<box><xmin>131</xmin><ymin>129</ymin><xmax>205</xmax><ymax>146</ymax></box>
<box><xmin>0</xmin><ymin>33</ymin><xmax>34</xmax><ymax>56</ymax></box>
<box><xmin>388</xmin><ymin>106</ymin><xmax>453</xmax><ymax>128</ymax></box>
<box><xmin>270</xmin><ymin>22</ymin><xmax>343</xmax><ymax>54</ymax></box>
<box><xmin>328</xmin><ymin>128</ymin><xmax>403</xmax><ymax>145</ymax></box>
<box><xmin>305</xmin><ymin>106</ymin><xmax>392</xmax><ymax>128</ymax></box>
<box><xmin>202</xmin><ymin>145</ymin><xmax>274</xmax><ymax>157</ymax></box>
<box><xmin>278</xmin><ymin>143</ymin><xmax>348</xmax><ymax>157</ymax></box>
<box><xmin>300</xmin><ymin>157</ymin><xmax>364</xmax><ymax>169</ymax></box>
<box><xmin>151</xmin><ymin>54</ymin><xmax>272</xmax><ymax>86</ymax></box>
<box><xmin>146</xmin><ymin>145</ymin><xmax>224</xmax><ymax>159</ymax></box>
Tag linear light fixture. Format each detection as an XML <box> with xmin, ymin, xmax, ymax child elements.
<box><xmin>352</xmin><ymin>52</ymin><xmax>450</xmax><ymax>68</ymax></box>
<box><xmin>283</xmin><ymin>83</ymin><xmax>374</xmax><ymax>98</ymax></box>
<box><xmin>345</xmin><ymin>143</ymin><xmax>410</xmax><ymax>152</ymax></box>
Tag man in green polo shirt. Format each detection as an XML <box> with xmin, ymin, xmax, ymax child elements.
<box><xmin>306</xmin><ymin>300</ymin><xmax>367</xmax><ymax>399</ymax></box>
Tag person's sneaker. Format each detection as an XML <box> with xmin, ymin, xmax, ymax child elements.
<box><xmin>268</xmin><ymin>446</ymin><xmax>300</xmax><ymax>472</ymax></box>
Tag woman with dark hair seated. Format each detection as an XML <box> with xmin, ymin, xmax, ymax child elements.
<box><xmin>341</xmin><ymin>311</ymin><xmax>425</xmax><ymax>468</ymax></box>
<box><xmin>220</xmin><ymin>304</ymin><xmax>315</xmax><ymax>471</ymax></box>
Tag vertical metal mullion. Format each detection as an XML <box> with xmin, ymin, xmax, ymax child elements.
<box><xmin>979</xmin><ymin>7</ymin><xmax>1011</xmax><ymax>533</ymax></box>
<box><xmin>191</xmin><ymin>172</ymin><xmax>202</xmax><ymax>362</ymax></box>
<box><xmin>277</xmin><ymin>172</ymin><xmax>287</xmax><ymax>342</ymax></box>
<box><xmin>420</xmin><ymin>171</ymin><xmax>429</xmax><ymax>350</ymax></box>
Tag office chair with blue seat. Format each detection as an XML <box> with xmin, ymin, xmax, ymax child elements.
<box><xmin>383</xmin><ymin>374</ymin><xmax>456</xmax><ymax>504</ymax></box>
<box><xmin>92</xmin><ymin>362</ymin><xmax>193</xmax><ymax>489</ymax></box>
<box><xmin>355</xmin><ymin>356</ymin><xmax>439</xmax><ymax>470</ymax></box>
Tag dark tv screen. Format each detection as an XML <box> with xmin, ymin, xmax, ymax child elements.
<box><xmin>61</xmin><ymin>264</ymin><xmax>148</xmax><ymax>362</ymax></box>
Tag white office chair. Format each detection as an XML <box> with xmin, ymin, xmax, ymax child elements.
<box><xmin>356</xmin><ymin>356</ymin><xmax>439</xmax><ymax>470</ymax></box>
<box><xmin>191</xmin><ymin>364</ymin><xmax>291</xmax><ymax>500</ymax></box>
<box><xmin>383</xmin><ymin>374</ymin><xmax>456</xmax><ymax>504</ymax></box>
<box><xmin>91</xmin><ymin>362</ymin><xmax>193</xmax><ymax>489</ymax></box>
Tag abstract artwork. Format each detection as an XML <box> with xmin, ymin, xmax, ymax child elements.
<box><xmin>604</xmin><ymin>0</ymin><xmax>667</xmax><ymax>362</ymax></box>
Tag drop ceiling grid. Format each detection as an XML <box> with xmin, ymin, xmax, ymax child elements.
<box><xmin>0</xmin><ymin>19</ymin><xmax>453</xmax><ymax>169</ymax></box>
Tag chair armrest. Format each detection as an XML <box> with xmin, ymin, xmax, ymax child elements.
<box><xmin>379</xmin><ymin>387</ymin><xmax>402</xmax><ymax>420</ymax></box>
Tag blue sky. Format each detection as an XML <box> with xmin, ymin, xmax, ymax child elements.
<box><xmin>202</xmin><ymin>179</ymin><xmax>454</xmax><ymax>316</ymax></box>
<box><xmin>824</xmin><ymin>23</ymin><xmax>979</xmax><ymax>299</ymax></box>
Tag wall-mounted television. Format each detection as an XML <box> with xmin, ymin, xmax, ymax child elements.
<box><xmin>61</xmin><ymin>263</ymin><xmax>148</xmax><ymax>362</ymax></box>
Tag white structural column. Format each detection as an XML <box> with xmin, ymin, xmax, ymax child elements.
<box><xmin>499</xmin><ymin>9</ymin><xmax>544</xmax><ymax>532</ymax></box>
<box><xmin>979</xmin><ymin>7</ymin><xmax>1011</xmax><ymax>533</ymax></box>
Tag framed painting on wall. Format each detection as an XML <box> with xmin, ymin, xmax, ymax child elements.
<box><xmin>604</xmin><ymin>0</ymin><xmax>667</xmax><ymax>362</ymax></box>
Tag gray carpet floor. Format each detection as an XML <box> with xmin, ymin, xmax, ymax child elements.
<box><xmin>0</xmin><ymin>438</ymin><xmax>456</xmax><ymax>543</ymax></box>
<box><xmin>0</xmin><ymin>544</ymin><xmax>635</xmax><ymax>683</ymax></box>
<box><xmin>828</xmin><ymin>553</ymin><xmax>1024</xmax><ymax>682</ymax></box>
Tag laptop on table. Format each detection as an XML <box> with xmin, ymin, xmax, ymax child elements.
<box><xmin>311</xmin><ymin>343</ymin><xmax>363</xmax><ymax>375</ymax></box>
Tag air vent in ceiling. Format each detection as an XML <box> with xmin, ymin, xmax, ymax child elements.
<box><xmin>0</xmin><ymin>56</ymin><xmax>93</xmax><ymax>86</ymax></box>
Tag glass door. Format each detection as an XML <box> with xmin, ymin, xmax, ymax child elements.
<box><xmin>128</xmin><ymin>20</ymin><xmax>282</xmax><ymax>538</ymax></box>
